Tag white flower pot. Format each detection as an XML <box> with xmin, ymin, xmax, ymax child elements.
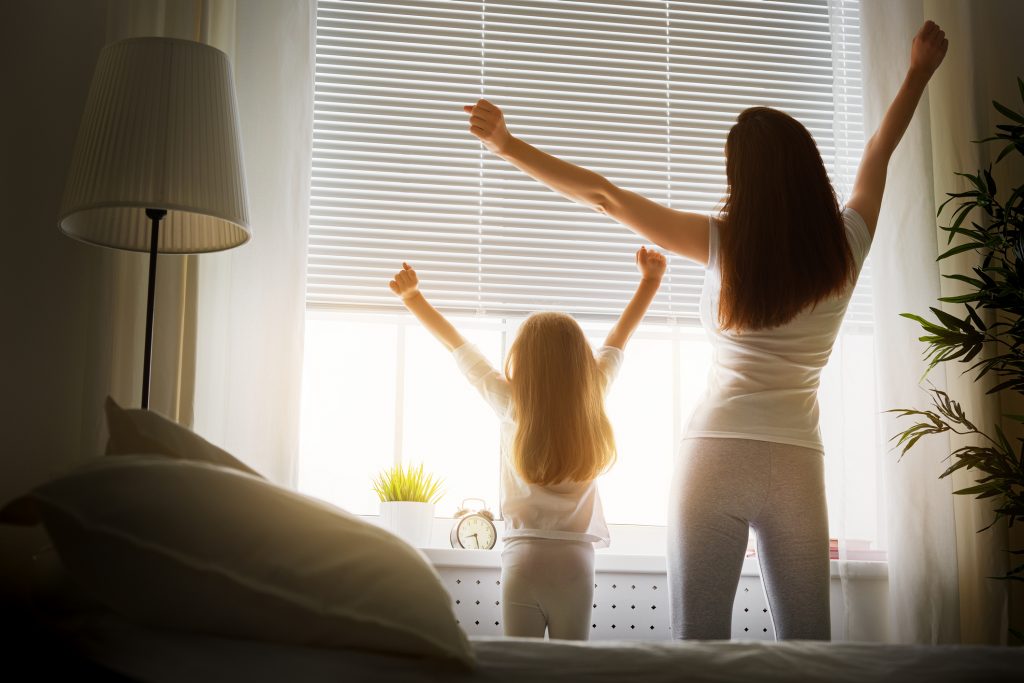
<box><xmin>379</xmin><ymin>501</ymin><xmax>434</xmax><ymax>547</ymax></box>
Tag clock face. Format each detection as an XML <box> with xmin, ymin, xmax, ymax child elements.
<box><xmin>456</xmin><ymin>514</ymin><xmax>497</xmax><ymax>550</ymax></box>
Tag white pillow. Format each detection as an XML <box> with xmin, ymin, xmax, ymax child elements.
<box><xmin>104</xmin><ymin>397</ymin><xmax>263</xmax><ymax>478</ymax></box>
<box><xmin>18</xmin><ymin>456</ymin><xmax>473</xmax><ymax>667</ymax></box>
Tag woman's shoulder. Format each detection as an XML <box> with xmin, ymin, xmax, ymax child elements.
<box><xmin>840</xmin><ymin>205</ymin><xmax>872</xmax><ymax>265</ymax></box>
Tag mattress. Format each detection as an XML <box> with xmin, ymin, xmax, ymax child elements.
<box><xmin>54</xmin><ymin>613</ymin><xmax>1024</xmax><ymax>683</ymax></box>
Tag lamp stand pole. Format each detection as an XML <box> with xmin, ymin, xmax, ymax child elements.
<box><xmin>141</xmin><ymin>208</ymin><xmax>167</xmax><ymax>409</ymax></box>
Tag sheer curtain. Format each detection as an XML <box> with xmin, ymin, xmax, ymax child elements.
<box><xmin>103</xmin><ymin>0</ymin><xmax>313</xmax><ymax>485</ymax></box>
<box><xmin>860</xmin><ymin>0</ymin><xmax>1024</xmax><ymax>644</ymax></box>
<box><xmin>191</xmin><ymin>0</ymin><xmax>314</xmax><ymax>485</ymax></box>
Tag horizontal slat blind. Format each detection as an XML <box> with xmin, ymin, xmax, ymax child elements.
<box><xmin>309</xmin><ymin>0</ymin><xmax>868</xmax><ymax>325</ymax></box>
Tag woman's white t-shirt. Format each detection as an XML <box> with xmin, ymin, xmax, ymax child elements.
<box><xmin>452</xmin><ymin>342</ymin><xmax>623</xmax><ymax>548</ymax></box>
<box><xmin>685</xmin><ymin>207</ymin><xmax>873</xmax><ymax>452</ymax></box>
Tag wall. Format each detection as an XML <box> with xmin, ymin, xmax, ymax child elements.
<box><xmin>0</xmin><ymin>0</ymin><xmax>112</xmax><ymax>506</ymax></box>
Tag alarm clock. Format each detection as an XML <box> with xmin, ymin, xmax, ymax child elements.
<box><xmin>450</xmin><ymin>498</ymin><xmax>497</xmax><ymax>550</ymax></box>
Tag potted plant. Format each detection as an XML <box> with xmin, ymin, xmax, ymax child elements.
<box><xmin>373</xmin><ymin>463</ymin><xmax>444</xmax><ymax>547</ymax></box>
<box><xmin>891</xmin><ymin>78</ymin><xmax>1024</xmax><ymax>639</ymax></box>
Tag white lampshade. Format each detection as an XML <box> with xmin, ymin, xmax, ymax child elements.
<box><xmin>59</xmin><ymin>37</ymin><xmax>249</xmax><ymax>253</ymax></box>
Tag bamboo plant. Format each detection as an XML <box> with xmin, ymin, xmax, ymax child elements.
<box><xmin>890</xmin><ymin>78</ymin><xmax>1024</xmax><ymax>634</ymax></box>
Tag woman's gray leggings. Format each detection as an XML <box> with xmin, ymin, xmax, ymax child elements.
<box><xmin>667</xmin><ymin>437</ymin><xmax>831</xmax><ymax>640</ymax></box>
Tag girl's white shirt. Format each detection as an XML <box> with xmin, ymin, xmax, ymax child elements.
<box><xmin>686</xmin><ymin>207</ymin><xmax>874</xmax><ymax>451</ymax></box>
<box><xmin>452</xmin><ymin>343</ymin><xmax>623</xmax><ymax>548</ymax></box>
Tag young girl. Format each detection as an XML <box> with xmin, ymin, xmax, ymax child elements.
<box><xmin>388</xmin><ymin>246</ymin><xmax>666</xmax><ymax>640</ymax></box>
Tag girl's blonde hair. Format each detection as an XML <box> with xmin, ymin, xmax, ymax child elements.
<box><xmin>503</xmin><ymin>312</ymin><xmax>616</xmax><ymax>486</ymax></box>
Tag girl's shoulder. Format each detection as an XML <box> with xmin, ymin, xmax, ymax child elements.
<box><xmin>593</xmin><ymin>345</ymin><xmax>624</xmax><ymax>386</ymax></box>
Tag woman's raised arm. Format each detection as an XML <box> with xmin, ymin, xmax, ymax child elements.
<box><xmin>464</xmin><ymin>100</ymin><xmax>710</xmax><ymax>265</ymax></box>
<box><xmin>847</xmin><ymin>20</ymin><xmax>948</xmax><ymax>236</ymax></box>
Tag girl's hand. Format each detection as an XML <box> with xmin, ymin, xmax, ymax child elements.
<box><xmin>463</xmin><ymin>99</ymin><xmax>513</xmax><ymax>154</ymax></box>
<box><xmin>389</xmin><ymin>262</ymin><xmax>420</xmax><ymax>300</ymax></box>
<box><xmin>636</xmin><ymin>246</ymin><xmax>666</xmax><ymax>281</ymax></box>
<box><xmin>910</xmin><ymin>20</ymin><xmax>948</xmax><ymax>77</ymax></box>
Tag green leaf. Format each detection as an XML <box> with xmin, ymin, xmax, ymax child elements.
<box><xmin>954</xmin><ymin>483</ymin><xmax>997</xmax><ymax>496</ymax></box>
<box><xmin>961</xmin><ymin>343</ymin><xmax>984</xmax><ymax>364</ymax></box>
<box><xmin>995</xmin><ymin>424</ymin><xmax>1014</xmax><ymax>454</ymax></box>
<box><xmin>997</xmin><ymin>142</ymin><xmax>1017</xmax><ymax>164</ymax></box>
<box><xmin>941</xmin><ymin>458</ymin><xmax>975</xmax><ymax>478</ymax></box>
<box><xmin>988</xmin><ymin>378</ymin><xmax>1024</xmax><ymax>394</ymax></box>
<box><xmin>930</xmin><ymin>306</ymin><xmax>971</xmax><ymax>332</ymax></box>
<box><xmin>993</xmin><ymin>99</ymin><xmax>1024</xmax><ymax>123</ymax></box>
<box><xmin>939</xmin><ymin>293</ymin><xmax>982</xmax><ymax>304</ymax></box>
<box><xmin>966</xmin><ymin>304</ymin><xmax>987</xmax><ymax>331</ymax></box>
<box><xmin>984</xmin><ymin>168</ymin><xmax>998</xmax><ymax>195</ymax></box>
<box><xmin>942</xmin><ymin>273</ymin><xmax>986</xmax><ymax>289</ymax></box>
<box><xmin>900</xmin><ymin>312</ymin><xmax>938</xmax><ymax>329</ymax></box>
<box><xmin>937</xmin><ymin>241</ymin><xmax>984</xmax><ymax>260</ymax></box>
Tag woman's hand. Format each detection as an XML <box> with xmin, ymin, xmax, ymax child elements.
<box><xmin>463</xmin><ymin>99</ymin><xmax>513</xmax><ymax>154</ymax></box>
<box><xmin>388</xmin><ymin>262</ymin><xmax>420</xmax><ymax>300</ymax></box>
<box><xmin>910</xmin><ymin>20</ymin><xmax>948</xmax><ymax>77</ymax></box>
<box><xmin>636</xmin><ymin>246</ymin><xmax>667</xmax><ymax>282</ymax></box>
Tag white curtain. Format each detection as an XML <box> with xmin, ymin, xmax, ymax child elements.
<box><xmin>192</xmin><ymin>0</ymin><xmax>313</xmax><ymax>485</ymax></box>
<box><xmin>103</xmin><ymin>0</ymin><xmax>313</xmax><ymax>485</ymax></box>
<box><xmin>861</xmin><ymin>0</ymin><xmax>1024</xmax><ymax>644</ymax></box>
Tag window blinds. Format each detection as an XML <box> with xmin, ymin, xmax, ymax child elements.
<box><xmin>309</xmin><ymin>0</ymin><xmax>868</xmax><ymax>325</ymax></box>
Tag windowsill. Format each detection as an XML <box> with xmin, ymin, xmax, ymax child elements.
<box><xmin>359</xmin><ymin>515</ymin><xmax>887</xmax><ymax>577</ymax></box>
<box><xmin>422</xmin><ymin>547</ymin><xmax>888</xmax><ymax>579</ymax></box>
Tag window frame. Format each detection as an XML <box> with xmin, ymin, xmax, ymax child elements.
<box><xmin>301</xmin><ymin>0</ymin><xmax>884</xmax><ymax>559</ymax></box>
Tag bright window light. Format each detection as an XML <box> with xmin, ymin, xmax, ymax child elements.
<box><xmin>402</xmin><ymin>323</ymin><xmax>503</xmax><ymax>516</ymax></box>
<box><xmin>298</xmin><ymin>313</ymin><xmax>397</xmax><ymax>515</ymax></box>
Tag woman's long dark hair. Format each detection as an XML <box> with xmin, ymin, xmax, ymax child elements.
<box><xmin>717</xmin><ymin>107</ymin><xmax>855</xmax><ymax>332</ymax></box>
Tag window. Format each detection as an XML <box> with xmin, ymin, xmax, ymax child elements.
<box><xmin>300</xmin><ymin>0</ymin><xmax>880</xmax><ymax>550</ymax></box>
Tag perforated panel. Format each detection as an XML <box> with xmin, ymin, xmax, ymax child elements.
<box><xmin>441</xmin><ymin>569</ymin><xmax>505</xmax><ymax>637</ymax></box>
<box><xmin>437</xmin><ymin>566</ymin><xmax>774</xmax><ymax>640</ymax></box>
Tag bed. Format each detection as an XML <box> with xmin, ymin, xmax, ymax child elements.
<box><xmin>23</xmin><ymin>610</ymin><xmax>1024</xmax><ymax>683</ymax></box>
<box><xmin>4</xmin><ymin>407</ymin><xmax>1021</xmax><ymax>682</ymax></box>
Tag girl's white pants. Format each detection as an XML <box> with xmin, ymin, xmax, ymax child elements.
<box><xmin>500</xmin><ymin>537</ymin><xmax>595</xmax><ymax>640</ymax></box>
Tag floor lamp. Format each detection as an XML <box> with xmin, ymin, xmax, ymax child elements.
<box><xmin>58</xmin><ymin>37</ymin><xmax>250</xmax><ymax>409</ymax></box>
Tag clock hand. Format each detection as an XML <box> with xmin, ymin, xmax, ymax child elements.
<box><xmin>469</xmin><ymin>532</ymin><xmax>479</xmax><ymax>549</ymax></box>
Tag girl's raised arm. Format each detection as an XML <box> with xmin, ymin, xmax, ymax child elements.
<box><xmin>389</xmin><ymin>262</ymin><xmax>467</xmax><ymax>350</ymax></box>
<box><xmin>464</xmin><ymin>101</ymin><xmax>710</xmax><ymax>266</ymax></box>
<box><xmin>604</xmin><ymin>247</ymin><xmax>666</xmax><ymax>350</ymax></box>
<box><xmin>847</xmin><ymin>20</ymin><xmax>948</xmax><ymax>236</ymax></box>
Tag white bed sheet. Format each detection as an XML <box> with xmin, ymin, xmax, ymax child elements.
<box><xmin>65</xmin><ymin>614</ymin><xmax>1023</xmax><ymax>683</ymax></box>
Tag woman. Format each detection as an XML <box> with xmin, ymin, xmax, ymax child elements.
<box><xmin>462</xmin><ymin>21</ymin><xmax>948</xmax><ymax>640</ymax></box>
